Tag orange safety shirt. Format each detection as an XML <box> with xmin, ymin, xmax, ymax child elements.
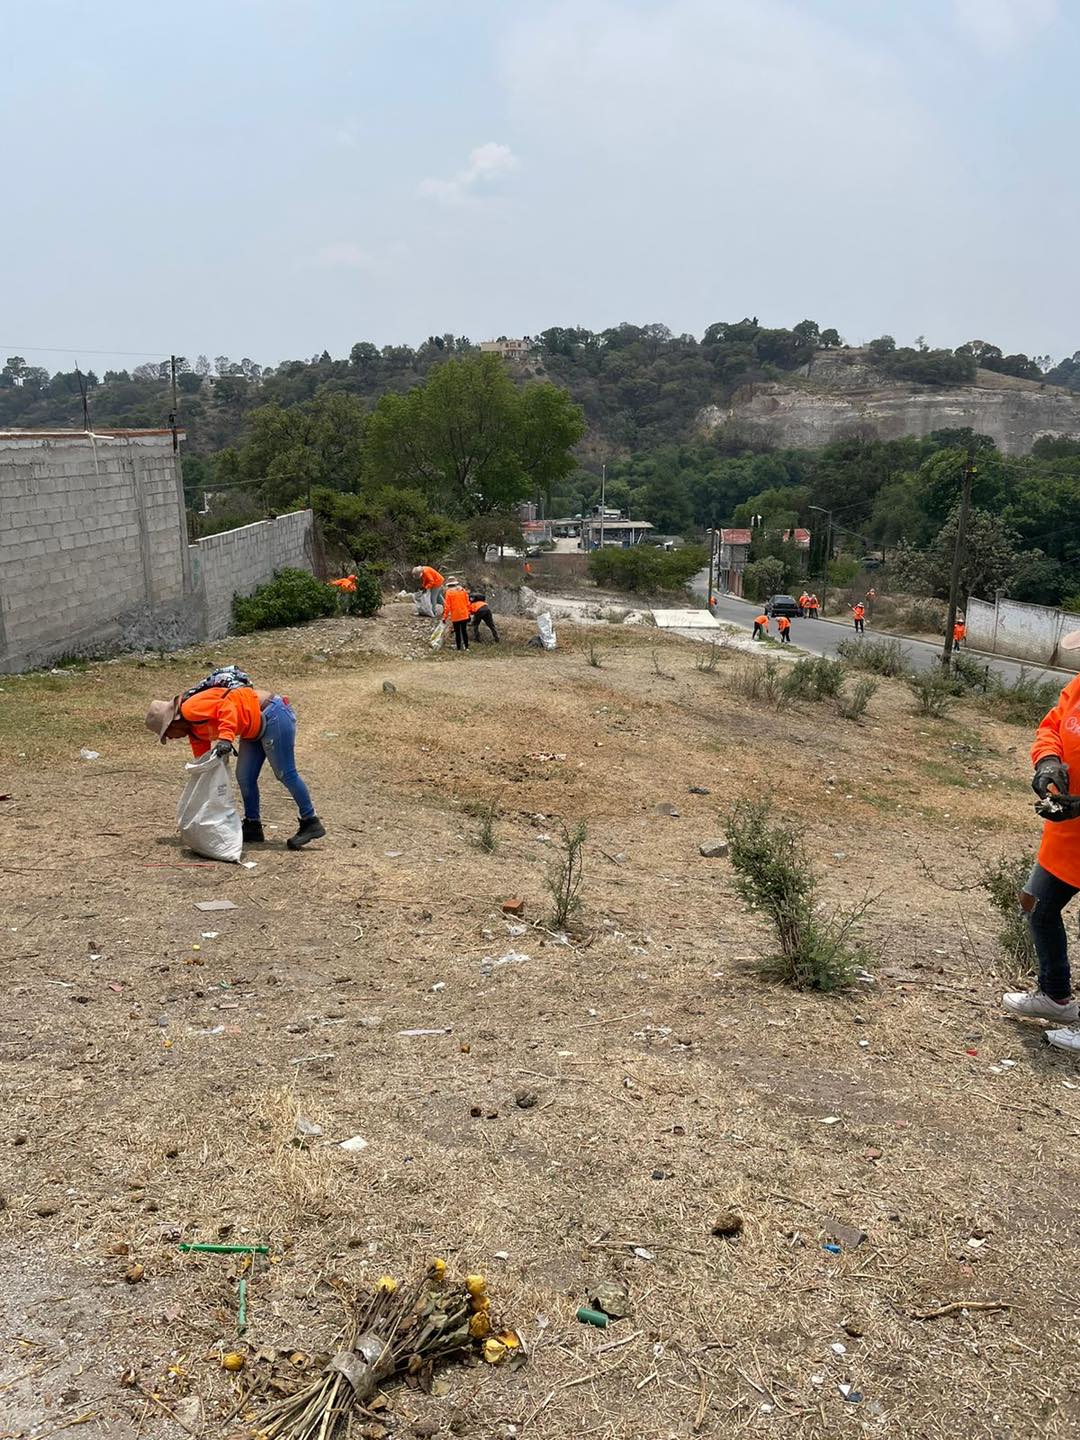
<box><xmin>330</xmin><ymin>576</ymin><xmax>357</xmax><ymax>592</ymax></box>
<box><xmin>954</xmin><ymin>623</ymin><xmax>966</xmax><ymax>641</ymax></box>
<box><xmin>442</xmin><ymin>587</ymin><xmax>472</xmax><ymax>623</ymax></box>
<box><xmin>798</xmin><ymin>594</ymin><xmax>810</xmax><ymax>608</ymax></box>
<box><xmin>754</xmin><ymin>614</ymin><xmax>768</xmax><ymax>627</ymax></box>
<box><xmin>777</xmin><ymin>616</ymin><xmax>791</xmax><ymax>630</ymax></box>
<box><xmin>468</xmin><ymin>599</ymin><xmax>488</xmax><ymax>616</ymax></box>
<box><xmin>179</xmin><ymin>686</ymin><xmax>264</xmax><ymax>758</ymax></box>
<box><xmin>852</xmin><ymin>605</ymin><xmax>865</xmax><ymax>619</ymax></box>
<box><xmin>1032</xmin><ymin>674</ymin><xmax>1080</xmax><ymax>887</ymax></box>
<box><xmin>419</xmin><ymin>566</ymin><xmax>444</xmax><ymax>591</ymax></box>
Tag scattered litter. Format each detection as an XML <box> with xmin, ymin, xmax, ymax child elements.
<box><xmin>431</xmin><ymin>981</ymin><xmax>446</xmax><ymax>993</ymax></box>
<box><xmin>967</xmin><ymin>1237</ymin><xmax>987</xmax><ymax>1250</ymax></box>
<box><xmin>688</xmin><ymin>785</ymin><xmax>711</xmax><ymax>795</ymax></box>
<box><xmin>830</xmin><ymin>1342</ymin><xmax>847</xmax><ymax>1355</ymax></box>
<box><xmin>222</xmin><ymin>1351</ymin><xmax>246</xmax><ymax>1372</ymax></box>
<box><xmin>506</xmin><ymin>924</ymin><xmax>527</xmax><ymax>938</ymax></box>
<box><xmin>293</xmin><ymin>1116</ymin><xmax>323</xmax><ymax>1144</ymax></box>
<box><xmin>201</xmin><ymin>931</ymin><xmax>219</xmax><ymax>939</ymax></box>
<box><xmin>385</xmin><ymin>851</ymin><xmax>403</xmax><ymax>859</ymax></box>
<box><xmin>493</xmin><ymin>1250</ymin><xmax>509</xmax><ymax>1261</ymax></box>
<box><xmin>632</xmin><ymin>1247</ymin><xmax>654</xmax><ymax>1261</ymax></box>
<box><xmin>819</xmin><ymin>1116</ymin><xmax>841</xmax><ymax>1125</ymax></box>
<box><xmin>576</xmin><ymin>1306</ymin><xmax>609</xmax><ymax>1329</ymax></box>
<box><xmin>838</xmin><ymin>1384</ymin><xmax>862</xmax><ymax>1404</ymax></box>
<box><xmin>78</xmin><ymin>749</ymin><xmax>100</xmax><ymax>761</ymax></box>
<box><xmin>525</xmin><ymin>752</ymin><xmax>566</xmax><ymax>762</ymax></box>
<box><xmin>811</xmin><ymin>1373</ymin><xmax>825</xmax><ymax>1387</ymax></box>
<box><xmin>195</xmin><ymin>900</ymin><xmax>237</xmax><ymax>912</ymax></box>
<box><xmin>195</xmin><ymin>1025</ymin><xmax>226</xmax><ymax>1037</ymax></box>
<box><xmin>823</xmin><ymin>1243</ymin><xmax>842</xmax><ymax>1256</ymax></box>
<box><xmin>240</xmin><ymin>860</ymin><xmax>257</xmax><ymax>870</ymax></box>
<box><xmin>339</xmin><ymin>1136</ymin><xmax>369</xmax><ymax>1153</ymax></box>
<box><xmin>397</xmin><ymin>1027</ymin><xmax>451</xmax><ymax>1038</ymax></box>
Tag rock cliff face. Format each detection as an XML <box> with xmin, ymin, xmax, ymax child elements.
<box><xmin>698</xmin><ymin>349</ymin><xmax>1080</xmax><ymax>455</ymax></box>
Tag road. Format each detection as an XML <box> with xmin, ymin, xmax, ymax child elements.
<box><xmin>688</xmin><ymin>572</ymin><xmax>1067</xmax><ymax>688</ymax></box>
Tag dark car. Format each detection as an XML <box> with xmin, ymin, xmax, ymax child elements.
<box><xmin>765</xmin><ymin>593</ymin><xmax>803</xmax><ymax>618</ymax></box>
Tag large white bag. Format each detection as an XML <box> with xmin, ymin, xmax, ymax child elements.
<box><xmin>430</xmin><ymin>620</ymin><xmax>447</xmax><ymax>650</ymax></box>
<box><xmin>176</xmin><ymin>753</ymin><xmax>243</xmax><ymax>863</ymax></box>
<box><xmin>537</xmin><ymin>612</ymin><xmax>557</xmax><ymax>650</ymax></box>
<box><xmin>415</xmin><ymin>589</ymin><xmax>435</xmax><ymax>618</ymax></box>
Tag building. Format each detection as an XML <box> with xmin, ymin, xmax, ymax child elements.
<box><xmin>714</xmin><ymin>525</ymin><xmax>813</xmax><ymax>597</ymax></box>
<box><xmin>0</xmin><ymin>428</ymin><xmax>316</xmax><ymax>672</ymax></box>
<box><xmin>548</xmin><ymin>507</ymin><xmax>654</xmax><ymax>549</ymax></box>
<box><xmin>479</xmin><ymin>337</ymin><xmax>533</xmax><ymax>361</ymax></box>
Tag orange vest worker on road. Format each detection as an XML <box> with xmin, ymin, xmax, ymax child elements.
<box><xmin>1002</xmin><ymin>660</ymin><xmax>1080</xmax><ymax>1049</ymax></box>
<box><xmin>752</xmin><ymin>612</ymin><xmax>769</xmax><ymax>640</ymax></box>
<box><xmin>953</xmin><ymin>620</ymin><xmax>966</xmax><ymax>648</ymax></box>
<box><xmin>851</xmin><ymin>602</ymin><xmax>866</xmax><ymax>633</ymax></box>
<box><xmin>777</xmin><ymin>615</ymin><xmax>792</xmax><ymax>643</ymax></box>
<box><xmin>798</xmin><ymin>592</ymin><xmax>811</xmax><ymax>614</ymax></box>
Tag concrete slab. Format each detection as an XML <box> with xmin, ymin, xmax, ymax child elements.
<box><xmin>652</xmin><ymin>608</ymin><xmax>721</xmax><ymax>629</ymax></box>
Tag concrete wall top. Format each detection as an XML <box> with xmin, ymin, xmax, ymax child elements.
<box><xmin>0</xmin><ymin>428</ymin><xmax>185</xmax><ymax>449</ymax></box>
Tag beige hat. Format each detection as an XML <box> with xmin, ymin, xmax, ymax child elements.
<box><xmin>145</xmin><ymin>697</ymin><xmax>180</xmax><ymax>743</ymax></box>
<box><xmin>1061</xmin><ymin>629</ymin><xmax>1080</xmax><ymax>652</ymax></box>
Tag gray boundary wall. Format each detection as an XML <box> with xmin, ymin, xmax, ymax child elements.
<box><xmin>0</xmin><ymin>430</ymin><xmax>315</xmax><ymax>672</ymax></box>
<box><xmin>967</xmin><ymin>595</ymin><xmax>1080</xmax><ymax>672</ymax></box>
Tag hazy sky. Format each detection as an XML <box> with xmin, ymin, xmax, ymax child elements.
<box><xmin>2</xmin><ymin>0</ymin><xmax>1074</xmax><ymax>375</ymax></box>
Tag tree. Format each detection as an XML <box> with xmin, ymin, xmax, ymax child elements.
<box><xmin>819</xmin><ymin>328</ymin><xmax>842</xmax><ymax>348</ymax></box>
<box><xmin>227</xmin><ymin>391</ymin><xmax>368</xmax><ymax>508</ymax></box>
<box><xmin>468</xmin><ymin>512</ymin><xmax>525</xmax><ymax>555</ymax></box>
<box><xmin>640</xmin><ymin>469</ymin><xmax>693</xmax><ymax>534</ymax></box>
<box><xmin>194</xmin><ymin>355</ymin><xmax>212</xmax><ymax>377</ymax></box>
<box><xmin>2</xmin><ymin>356</ymin><xmax>27</xmax><ymax>386</ymax></box>
<box><xmin>365</xmin><ymin>354</ymin><xmax>584</xmax><ymax>515</ymax></box>
<box><xmin>311</xmin><ymin>485</ymin><xmax>463</xmax><ymax>577</ymax></box>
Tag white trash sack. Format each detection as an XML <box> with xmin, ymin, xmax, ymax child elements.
<box><xmin>537</xmin><ymin>612</ymin><xmax>557</xmax><ymax>650</ymax></box>
<box><xmin>415</xmin><ymin>589</ymin><xmax>435</xmax><ymax>618</ymax></box>
<box><xmin>176</xmin><ymin>753</ymin><xmax>243</xmax><ymax>863</ymax></box>
<box><xmin>430</xmin><ymin>620</ymin><xmax>447</xmax><ymax>650</ymax></box>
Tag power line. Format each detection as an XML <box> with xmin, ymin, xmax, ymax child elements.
<box><xmin>0</xmin><ymin>342</ymin><xmax>174</xmax><ymax>358</ymax></box>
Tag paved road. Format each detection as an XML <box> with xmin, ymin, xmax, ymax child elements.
<box><xmin>689</xmin><ymin>571</ymin><xmax>1067</xmax><ymax>688</ymax></box>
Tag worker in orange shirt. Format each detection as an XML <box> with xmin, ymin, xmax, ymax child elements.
<box><xmin>776</xmin><ymin>614</ymin><xmax>792</xmax><ymax>644</ymax></box>
<box><xmin>1003</xmin><ymin>660</ymin><xmax>1080</xmax><ymax>1049</ymax></box>
<box><xmin>850</xmin><ymin>601</ymin><xmax>866</xmax><ymax>634</ymax></box>
<box><xmin>412</xmin><ymin>564</ymin><xmax>445</xmax><ymax>619</ymax></box>
<box><xmin>752</xmin><ymin>611</ymin><xmax>769</xmax><ymax>640</ymax></box>
<box><xmin>442</xmin><ymin>577</ymin><xmax>473</xmax><ymax>651</ymax></box>
<box><xmin>469</xmin><ymin>593</ymin><xmax>500</xmax><ymax>643</ymax></box>
<box><xmin>953</xmin><ymin>618</ymin><xmax>966</xmax><ymax>649</ymax></box>
<box><xmin>806</xmin><ymin>593</ymin><xmax>820</xmax><ymax>618</ymax></box>
<box><xmin>798</xmin><ymin>591</ymin><xmax>811</xmax><ymax>616</ymax></box>
<box><xmin>145</xmin><ymin>669</ymin><xmax>324</xmax><ymax>850</ymax></box>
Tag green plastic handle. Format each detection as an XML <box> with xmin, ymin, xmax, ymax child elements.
<box><xmin>576</xmin><ymin>1306</ymin><xmax>609</xmax><ymax>1328</ymax></box>
<box><xmin>178</xmin><ymin>1242</ymin><xmax>270</xmax><ymax>1254</ymax></box>
<box><xmin>237</xmin><ymin>1276</ymin><xmax>248</xmax><ymax>1330</ymax></box>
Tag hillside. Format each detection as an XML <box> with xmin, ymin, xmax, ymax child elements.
<box><xmin>701</xmin><ymin>348</ymin><xmax>1080</xmax><ymax>455</ymax></box>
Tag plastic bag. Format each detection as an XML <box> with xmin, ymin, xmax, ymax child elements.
<box><xmin>430</xmin><ymin>620</ymin><xmax>447</xmax><ymax>650</ymax></box>
<box><xmin>415</xmin><ymin>589</ymin><xmax>435</xmax><ymax>618</ymax></box>
<box><xmin>537</xmin><ymin>612</ymin><xmax>557</xmax><ymax>650</ymax></box>
<box><xmin>176</xmin><ymin>753</ymin><xmax>243</xmax><ymax>863</ymax></box>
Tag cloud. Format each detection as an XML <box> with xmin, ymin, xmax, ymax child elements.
<box><xmin>419</xmin><ymin>141</ymin><xmax>520</xmax><ymax>204</ymax></box>
<box><xmin>952</xmin><ymin>0</ymin><xmax>1058</xmax><ymax>52</ymax></box>
<box><xmin>306</xmin><ymin>242</ymin><xmax>373</xmax><ymax>270</ymax></box>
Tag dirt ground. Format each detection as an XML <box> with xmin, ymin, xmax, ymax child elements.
<box><xmin>2</xmin><ymin>603</ymin><xmax>1079</xmax><ymax>1440</ymax></box>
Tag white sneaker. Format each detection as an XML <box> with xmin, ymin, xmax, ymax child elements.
<box><xmin>1002</xmin><ymin>990</ymin><xmax>1080</xmax><ymax>1024</ymax></box>
<box><xmin>1046</xmin><ymin>1027</ymin><xmax>1080</xmax><ymax>1053</ymax></box>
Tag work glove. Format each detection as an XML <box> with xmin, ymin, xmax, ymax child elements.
<box><xmin>213</xmin><ymin>740</ymin><xmax>237</xmax><ymax>760</ymax></box>
<box><xmin>1036</xmin><ymin>793</ymin><xmax>1080</xmax><ymax>822</ymax></box>
<box><xmin>1032</xmin><ymin>756</ymin><xmax>1070</xmax><ymax>800</ymax></box>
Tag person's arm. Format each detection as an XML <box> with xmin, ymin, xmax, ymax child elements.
<box><xmin>1032</xmin><ymin>679</ymin><xmax>1077</xmax><ymax>767</ymax></box>
<box><xmin>441</xmin><ymin>594</ymin><xmax>451</xmax><ymax>622</ymax></box>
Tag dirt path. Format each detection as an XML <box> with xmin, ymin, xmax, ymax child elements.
<box><xmin>1</xmin><ymin>605</ymin><xmax>1078</xmax><ymax>1439</ymax></box>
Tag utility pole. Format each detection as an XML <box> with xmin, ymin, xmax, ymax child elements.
<box><xmin>809</xmin><ymin>504</ymin><xmax>832</xmax><ymax>615</ymax></box>
<box><xmin>170</xmin><ymin>354</ymin><xmax>179</xmax><ymax>453</ymax></box>
<box><xmin>706</xmin><ymin>526</ymin><xmax>716</xmax><ymax>610</ymax></box>
<box><xmin>598</xmin><ymin>462</ymin><xmax>606</xmax><ymax>552</ymax></box>
<box><xmin>942</xmin><ymin>446</ymin><xmax>976</xmax><ymax>669</ymax></box>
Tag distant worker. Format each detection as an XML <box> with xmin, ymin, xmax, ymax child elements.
<box><xmin>953</xmin><ymin>618</ymin><xmax>967</xmax><ymax>649</ymax></box>
<box><xmin>851</xmin><ymin>601</ymin><xmax>866</xmax><ymax>634</ymax></box>
<box><xmin>752</xmin><ymin>611</ymin><xmax>769</xmax><ymax>641</ymax></box>
<box><xmin>470</xmin><ymin>592</ymin><xmax>500</xmax><ymax>643</ymax></box>
<box><xmin>806</xmin><ymin>594</ymin><xmax>820</xmax><ymax>618</ymax></box>
<box><xmin>798</xmin><ymin>591</ymin><xmax>811</xmax><ymax>616</ymax></box>
<box><xmin>777</xmin><ymin>614</ymin><xmax>792</xmax><ymax>644</ymax></box>
<box><xmin>442</xmin><ymin>577</ymin><xmax>473</xmax><ymax>651</ymax></box>
<box><xmin>412</xmin><ymin>564</ymin><xmax>445</xmax><ymax>619</ymax></box>
<box><xmin>1002</xmin><ymin>658</ymin><xmax>1080</xmax><ymax>1049</ymax></box>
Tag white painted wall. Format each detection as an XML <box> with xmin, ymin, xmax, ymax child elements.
<box><xmin>967</xmin><ymin>595</ymin><xmax>1080</xmax><ymax>671</ymax></box>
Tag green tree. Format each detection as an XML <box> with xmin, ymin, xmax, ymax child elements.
<box><xmin>468</xmin><ymin>511</ymin><xmax>525</xmax><ymax>555</ymax></box>
<box><xmin>311</xmin><ymin>485</ymin><xmax>462</xmax><ymax>577</ymax></box>
<box><xmin>365</xmin><ymin>354</ymin><xmax>583</xmax><ymax>515</ymax></box>
<box><xmin>227</xmin><ymin>392</ymin><xmax>368</xmax><ymax>508</ymax></box>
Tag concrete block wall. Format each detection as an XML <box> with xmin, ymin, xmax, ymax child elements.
<box><xmin>0</xmin><ymin>431</ymin><xmax>190</xmax><ymax>672</ymax></box>
<box><xmin>967</xmin><ymin>595</ymin><xmax>1080</xmax><ymax>672</ymax></box>
<box><xmin>191</xmin><ymin>510</ymin><xmax>316</xmax><ymax>640</ymax></box>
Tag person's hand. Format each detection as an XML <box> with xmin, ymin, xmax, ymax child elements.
<box><xmin>1033</xmin><ymin>755</ymin><xmax>1069</xmax><ymax>799</ymax></box>
<box><xmin>213</xmin><ymin>739</ymin><xmax>237</xmax><ymax>760</ymax></box>
<box><xmin>1036</xmin><ymin>793</ymin><xmax>1080</xmax><ymax>822</ymax></box>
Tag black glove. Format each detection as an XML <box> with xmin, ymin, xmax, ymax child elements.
<box><xmin>213</xmin><ymin>740</ymin><xmax>237</xmax><ymax>760</ymax></box>
<box><xmin>1033</xmin><ymin>756</ymin><xmax>1070</xmax><ymax>799</ymax></box>
<box><xmin>1036</xmin><ymin>794</ymin><xmax>1080</xmax><ymax>822</ymax></box>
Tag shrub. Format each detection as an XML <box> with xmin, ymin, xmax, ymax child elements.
<box><xmin>976</xmin><ymin>670</ymin><xmax>1060</xmax><ymax>729</ymax></box>
<box><xmin>337</xmin><ymin>566</ymin><xmax>383</xmax><ymax>618</ymax></box>
<box><xmin>782</xmin><ymin>656</ymin><xmax>846</xmax><ymax>701</ymax></box>
<box><xmin>980</xmin><ymin>851</ymin><xmax>1036</xmax><ymax>968</ymax></box>
<box><xmin>583</xmin><ymin>638</ymin><xmax>605</xmax><ymax>668</ymax></box>
<box><xmin>588</xmin><ymin>544</ymin><xmax>708</xmax><ymax>595</ymax></box>
<box><xmin>233</xmin><ymin>568</ymin><xmax>339</xmax><ymax>634</ymax></box>
<box><xmin>837</xmin><ymin>637</ymin><xmax>910</xmax><ymax>677</ymax></box>
<box><xmin>724</xmin><ymin>800</ymin><xmax>871</xmax><ymax>991</ymax></box>
<box><xmin>695</xmin><ymin>641</ymin><xmax>722</xmax><ymax>673</ymax></box>
<box><xmin>907</xmin><ymin>670</ymin><xmax>956</xmax><ymax>717</ymax></box>
<box><xmin>949</xmin><ymin>652</ymin><xmax>992</xmax><ymax>692</ymax></box>
<box><xmin>731</xmin><ymin>660</ymin><xmax>786</xmax><ymax>708</ymax></box>
<box><xmin>545</xmin><ymin>820</ymin><xmax>587</xmax><ymax>930</ymax></box>
<box><xmin>835</xmin><ymin>676</ymin><xmax>878</xmax><ymax>721</ymax></box>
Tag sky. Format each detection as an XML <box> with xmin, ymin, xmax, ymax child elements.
<box><xmin>1</xmin><ymin>0</ymin><xmax>1075</xmax><ymax>376</ymax></box>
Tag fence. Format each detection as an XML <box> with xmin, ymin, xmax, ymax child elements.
<box><xmin>966</xmin><ymin>595</ymin><xmax>1080</xmax><ymax>672</ymax></box>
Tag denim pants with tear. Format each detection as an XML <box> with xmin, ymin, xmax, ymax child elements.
<box><xmin>236</xmin><ymin>697</ymin><xmax>315</xmax><ymax>822</ymax></box>
<box><xmin>1022</xmin><ymin>861</ymin><xmax>1079</xmax><ymax>1000</ymax></box>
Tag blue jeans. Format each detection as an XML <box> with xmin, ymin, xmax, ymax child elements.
<box><xmin>237</xmin><ymin>698</ymin><xmax>315</xmax><ymax>822</ymax></box>
<box><xmin>1022</xmin><ymin>862</ymin><xmax>1079</xmax><ymax>1000</ymax></box>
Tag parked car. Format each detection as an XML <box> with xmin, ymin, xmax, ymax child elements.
<box><xmin>765</xmin><ymin>593</ymin><xmax>803</xmax><ymax>618</ymax></box>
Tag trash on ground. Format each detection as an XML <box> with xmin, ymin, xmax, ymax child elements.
<box><xmin>397</xmin><ymin>1027</ymin><xmax>451</xmax><ymax>1038</ymax></box>
<box><xmin>201</xmin><ymin>931</ymin><xmax>219</xmax><ymax>939</ymax></box>
<box><xmin>830</xmin><ymin>1342</ymin><xmax>847</xmax><ymax>1355</ymax></box>
<box><xmin>501</xmin><ymin>898</ymin><xmax>526</xmax><ymax>916</ymax></box>
<box><xmin>78</xmin><ymin>749</ymin><xmax>100</xmax><ymax>761</ymax></box>
<box><xmin>195</xmin><ymin>899</ymin><xmax>237</xmax><ymax>912</ymax></box>
<box><xmin>819</xmin><ymin>1116</ymin><xmax>841</xmax><ymax>1125</ymax></box>
<box><xmin>838</xmin><ymin>1384</ymin><xmax>863</xmax><ymax>1403</ymax></box>
<box><xmin>293</xmin><ymin>1117</ymin><xmax>323</xmax><ymax>1145</ymax></box>
<box><xmin>632</xmin><ymin>1247</ymin><xmax>654</xmax><ymax>1261</ymax></box>
<box><xmin>240</xmin><ymin>860</ymin><xmax>257</xmax><ymax>869</ymax></box>
<box><xmin>823</xmin><ymin>1242</ymin><xmax>842</xmax><ymax>1255</ymax></box>
<box><xmin>589</xmin><ymin>1279</ymin><xmax>630</xmax><ymax>1319</ymax></box>
<box><xmin>480</xmin><ymin>951</ymin><xmax>530</xmax><ymax>976</ymax></box>
<box><xmin>525</xmin><ymin>752</ymin><xmax>566</xmax><ymax>762</ymax></box>
<box><xmin>576</xmin><ymin>1306</ymin><xmax>609</xmax><ymax>1329</ymax></box>
<box><xmin>688</xmin><ymin>785</ymin><xmax>711</xmax><ymax>795</ymax></box>
<box><xmin>180</xmin><ymin>1242</ymin><xmax>270</xmax><ymax>1254</ymax></box>
<box><xmin>339</xmin><ymin>1136</ymin><xmax>369</xmax><ymax>1152</ymax></box>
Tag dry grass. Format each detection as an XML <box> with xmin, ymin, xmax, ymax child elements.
<box><xmin>1</xmin><ymin>602</ymin><xmax>1079</xmax><ymax>1439</ymax></box>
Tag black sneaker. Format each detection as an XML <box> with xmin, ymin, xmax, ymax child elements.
<box><xmin>242</xmin><ymin>819</ymin><xmax>265</xmax><ymax>844</ymax></box>
<box><xmin>287</xmin><ymin>816</ymin><xmax>326</xmax><ymax>850</ymax></box>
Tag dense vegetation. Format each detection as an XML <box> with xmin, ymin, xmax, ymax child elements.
<box><xmin>4</xmin><ymin>319</ymin><xmax>1080</xmax><ymax>604</ymax></box>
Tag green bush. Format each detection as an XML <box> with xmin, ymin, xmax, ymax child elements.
<box><xmin>907</xmin><ymin>670</ymin><xmax>956</xmax><ymax>717</ymax></box>
<box><xmin>980</xmin><ymin>850</ymin><xmax>1036</xmax><ymax>969</ymax></box>
<box><xmin>588</xmin><ymin>544</ymin><xmax>707</xmax><ymax>594</ymax></box>
<box><xmin>837</xmin><ymin>637</ymin><xmax>911</xmax><ymax>677</ymax></box>
<box><xmin>724</xmin><ymin>799</ymin><xmax>870</xmax><ymax>991</ymax></box>
<box><xmin>337</xmin><ymin>566</ymin><xmax>383</xmax><ymax>618</ymax></box>
<box><xmin>732</xmin><ymin>660</ymin><xmax>786</xmax><ymax>708</ymax></box>
<box><xmin>949</xmin><ymin>652</ymin><xmax>992</xmax><ymax>692</ymax></box>
<box><xmin>835</xmin><ymin>676</ymin><xmax>878</xmax><ymax>721</ymax></box>
<box><xmin>975</xmin><ymin>670</ymin><xmax>1060</xmax><ymax>728</ymax></box>
<box><xmin>782</xmin><ymin>656</ymin><xmax>847</xmax><ymax>701</ymax></box>
<box><xmin>233</xmin><ymin>568</ymin><xmax>339</xmax><ymax>634</ymax></box>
